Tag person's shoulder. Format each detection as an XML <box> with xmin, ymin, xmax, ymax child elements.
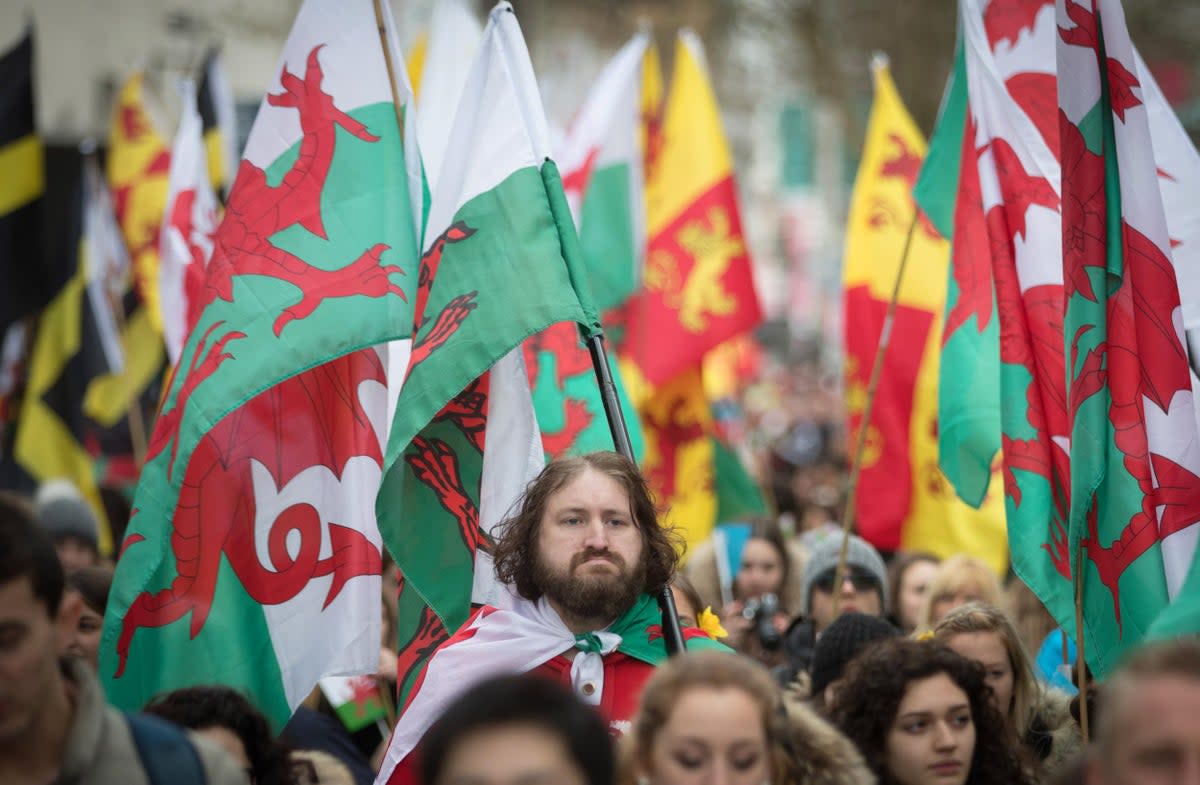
<box><xmin>780</xmin><ymin>696</ymin><xmax>875</xmax><ymax>785</ymax></box>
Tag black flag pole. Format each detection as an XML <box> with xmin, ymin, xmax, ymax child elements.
<box><xmin>540</xmin><ymin>157</ymin><xmax>687</xmax><ymax>657</ymax></box>
<box><xmin>587</xmin><ymin>334</ymin><xmax>687</xmax><ymax>657</ymax></box>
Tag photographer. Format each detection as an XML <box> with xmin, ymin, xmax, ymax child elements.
<box><xmin>776</xmin><ymin>533</ymin><xmax>889</xmax><ymax>691</ymax></box>
<box><xmin>720</xmin><ymin>524</ymin><xmax>793</xmax><ymax>665</ymax></box>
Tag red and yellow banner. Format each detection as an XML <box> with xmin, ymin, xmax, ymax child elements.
<box><xmin>107</xmin><ymin>73</ymin><xmax>170</xmax><ymax>334</ymax></box>
<box><xmin>843</xmin><ymin>62</ymin><xmax>1006</xmax><ymax>569</ymax></box>
<box><xmin>621</xmin><ymin>32</ymin><xmax>760</xmax><ymax>388</ymax></box>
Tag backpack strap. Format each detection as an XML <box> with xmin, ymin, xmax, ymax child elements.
<box><xmin>125</xmin><ymin>712</ymin><xmax>207</xmax><ymax>785</ymax></box>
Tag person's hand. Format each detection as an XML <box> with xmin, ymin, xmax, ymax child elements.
<box><xmin>377</xmin><ymin>646</ymin><xmax>398</xmax><ymax>681</ymax></box>
<box><xmin>772</xmin><ymin>612</ymin><xmax>790</xmax><ymax>634</ymax></box>
<box><xmin>721</xmin><ymin>602</ymin><xmax>753</xmax><ymax>641</ymax></box>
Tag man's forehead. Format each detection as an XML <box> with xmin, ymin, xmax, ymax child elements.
<box><xmin>0</xmin><ymin>574</ymin><xmax>48</xmax><ymax>618</ymax></box>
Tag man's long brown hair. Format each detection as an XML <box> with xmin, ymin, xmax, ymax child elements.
<box><xmin>492</xmin><ymin>452</ymin><xmax>682</xmax><ymax>601</ymax></box>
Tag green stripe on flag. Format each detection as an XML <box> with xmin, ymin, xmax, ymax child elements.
<box><xmin>579</xmin><ymin>163</ymin><xmax>638</xmax><ymax>312</ymax></box>
<box><xmin>913</xmin><ymin>37</ymin><xmax>967</xmax><ymax>239</ymax></box>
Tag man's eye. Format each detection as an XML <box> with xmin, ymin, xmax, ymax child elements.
<box><xmin>606</xmin><ymin>518</ymin><xmax>628</xmax><ymax>527</ymax></box>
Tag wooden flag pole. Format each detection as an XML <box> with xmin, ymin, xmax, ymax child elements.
<box><xmin>587</xmin><ymin>334</ymin><xmax>687</xmax><ymax>656</ymax></box>
<box><xmin>1073</xmin><ymin>540</ymin><xmax>1090</xmax><ymax>742</ymax></box>
<box><xmin>372</xmin><ymin>0</ymin><xmax>407</xmax><ymax>146</ymax></box>
<box><xmin>832</xmin><ymin>212</ymin><xmax>918</xmax><ymax>618</ymax></box>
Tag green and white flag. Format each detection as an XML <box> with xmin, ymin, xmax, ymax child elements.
<box><xmin>377</xmin><ymin>1</ymin><xmax>596</xmax><ymax>695</ymax></box>
<box><xmin>101</xmin><ymin>0</ymin><xmax>420</xmax><ymax>728</ymax></box>
<box><xmin>558</xmin><ymin>32</ymin><xmax>649</xmax><ymax>312</ymax></box>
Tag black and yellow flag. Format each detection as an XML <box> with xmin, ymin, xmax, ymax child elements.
<box><xmin>197</xmin><ymin>47</ymin><xmax>237</xmax><ymax>198</ymax></box>
<box><xmin>0</xmin><ymin>29</ymin><xmax>48</xmax><ymax>334</ymax></box>
<box><xmin>15</xmin><ymin>155</ymin><xmax>120</xmax><ymax>553</ymax></box>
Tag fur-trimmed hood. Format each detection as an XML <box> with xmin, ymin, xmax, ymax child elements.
<box><xmin>1027</xmin><ymin>687</ymin><xmax>1084</xmax><ymax>782</ymax></box>
<box><xmin>782</xmin><ymin>695</ymin><xmax>876</xmax><ymax>785</ymax></box>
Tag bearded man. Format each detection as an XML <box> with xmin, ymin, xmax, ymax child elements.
<box><xmin>376</xmin><ymin>452</ymin><xmax>724</xmax><ymax>785</ymax></box>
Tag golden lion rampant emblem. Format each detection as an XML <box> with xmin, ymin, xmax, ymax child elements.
<box><xmin>645</xmin><ymin>207</ymin><xmax>743</xmax><ymax>333</ymax></box>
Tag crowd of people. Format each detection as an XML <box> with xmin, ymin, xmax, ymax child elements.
<box><xmin>1</xmin><ymin>437</ymin><xmax>1198</xmax><ymax>785</ymax></box>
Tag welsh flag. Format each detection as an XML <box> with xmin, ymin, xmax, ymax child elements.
<box><xmin>320</xmin><ymin>675</ymin><xmax>388</xmax><ymax>733</ymax></box>
<box><xmin>374</xmin><ymin>1</ymin><xmax>595</xmax><ymax>696</ymax></box>
<box><xmin>914</xmin><ymin>37</ymin><xmax>1004</xmax><ymax>509</ymax></box>
<box><xmin>619</xmin><ymin>31</ymin><xmax>761</xmax><ymax>388</ymax></box>
<box><xmin>159</xmin><ymin>80</ymin><xmax>219</xmax><ymax>365</ymax></box>
<box><xmin>100</xmin><ymin>0</ymin><xmax>420</xmax><ymax>728</ymax></box>
<box><xmin>1058</xmin><ymin>0</ymin><xmax>1200</xmax><ymax>672</ymax></box>
<box><xmin>558</xmin><ymin>32</ymin><xmax>649</xmax><ymax>313</ymax></box>
<box><xmin>954</xmin><ymin>0</ymin><xmax>1075</xmax><ymax>616</ymax></box>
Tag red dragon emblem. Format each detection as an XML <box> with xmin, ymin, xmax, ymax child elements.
<box><xmin>522</xmin><ymin>322</ymin><xmax>595</xmax><ymax>457</ymax></box>
<box><xmin>113</xmin><ymin>45</ymin><xmax>462</xmax><ymax>676</ymax></box>
<box><xmin>196</xmin><ymin>45</ymin><xmax>409</xmax><ymax>337</ymax></box>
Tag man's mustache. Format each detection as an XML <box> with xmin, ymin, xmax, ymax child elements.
<box><xmin>570</xmin><ymin>549</ymin><xmax>625</xmax><ymax>571</ymax></box>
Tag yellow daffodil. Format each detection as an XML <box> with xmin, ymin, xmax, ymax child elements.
<box><xmin>697</xmin><ymin>607</ymin><xmax>728</xmax><ymax>639</ymax></box>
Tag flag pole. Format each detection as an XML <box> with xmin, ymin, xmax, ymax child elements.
<box><xmin>1073</xmin><ymin>541</ymin><xmax>1090</xmax><ymax>742</ymax></box>
<box><xmin>536</xmin><ymin>147</ymin><xmax>688</xmax><ymax>657</ymax></box>
<box><xmin>372</xmin><ymin>0</ymin><xmax>407</xmax><ymax>142</ymax></box>
<box><xmin>587</xmin><ymin>334</ymin><xmax>687</xmax><ymax>656</ymax></box>
<box><xmin>832</xmin><ymin>211</ymin><xmax>918</xmax><ymax>618</ymax></box>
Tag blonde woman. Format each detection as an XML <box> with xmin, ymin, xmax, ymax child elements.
<box><xmin>932</xmin><ymin>603</ymin><xmax>1081</xmax><ymax>783</ymax></box>
<box><xmin>627</xmin><ymin>650</ymin><xmax>871</xmax><ymax>785</ymax></box>
<box><xmin>915</xmin><ymin>555</ymin><xmax>1002</xmax><ymax>630</ymax></box>
<box><xmin>627</xmin><ymin>651</ymin><xmax>786</xmax><ymax>785</ymax></box>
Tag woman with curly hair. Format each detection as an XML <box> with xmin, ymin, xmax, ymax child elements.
<box><xmin>830</xmin><ymin>638</ymin><xmax>1032</xmax><ymax>785</ymax></box>
<box><xmin>932</xmin><ymin>603</ymin><xmax>1081</xmax><ymax>782</ymax></box>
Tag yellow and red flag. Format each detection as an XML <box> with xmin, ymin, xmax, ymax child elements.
<box><xmin>107</xmin><ymin>73</ymin><xmax>170</xmax><ymax>334</ymax></box>
<box><xmin>621</xmin><ymin>32</ymin><xmax>760</xmax><ymax>388</ymax></box>
<box><xmin>843</xmin><ymin>60</ymin><xmax>1005</xmax><ymax>570</ymax></box>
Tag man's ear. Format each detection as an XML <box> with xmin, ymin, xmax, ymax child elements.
<box><xmin>55</xmin><ymin>590</ymin><xmax>83</xmax><ymax>643</ymax></box>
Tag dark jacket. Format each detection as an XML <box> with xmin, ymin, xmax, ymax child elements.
<box><xmin>55</xmin><ymin>657</ymin><xmax>248</xmax><ymax>785</ymax></box>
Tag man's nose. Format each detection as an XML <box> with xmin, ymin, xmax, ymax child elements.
<box><xmin>583</xmin><ymin>519</ymin><xmax>610</xmax><ymax>548</ymax></box>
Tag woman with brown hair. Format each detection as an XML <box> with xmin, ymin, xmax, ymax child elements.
<box><xmin>627</xmin><ymin>650</ymin><xmax>872</xmax><ymax>785</ymax></box>
<box><xmin>932</xmin><ymin>603</ymin><xmax>1081</xmax><ymax>782</ymax></box>
<box><xmin>886</xmin><ymin>552</ymin><xmax>940</xmax><ymax>634</ymax></box>
<box><xmin>830</xmin><ymin>638</ymin><xmax>1031</xmax><ymax>785</ymax></box>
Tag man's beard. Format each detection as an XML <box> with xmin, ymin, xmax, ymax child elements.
<box><xmin>533</xmin><ymin>547</ymin><xmax>646</xmax><ymax>625</ymax></box>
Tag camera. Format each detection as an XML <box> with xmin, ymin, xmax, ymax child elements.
<box><xmin>741</xmin><ymin>592</ymin><xmax>783</xmax><ymax>649</ymax></box>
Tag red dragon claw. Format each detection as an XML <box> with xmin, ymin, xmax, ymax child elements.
<box><xmin>410</xmin><ymin>292</ymin><xmax>479</xmax><ymax>370</ymax></box>
<box><xmin>406</xmin><ymin>436</ymin><xmax>488</xmax><ymax>555</ymax></box>
<box><xmin>434</xmin><ymin>378</ymin><xmax>489</xmax><ymax>453</ymax></box>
